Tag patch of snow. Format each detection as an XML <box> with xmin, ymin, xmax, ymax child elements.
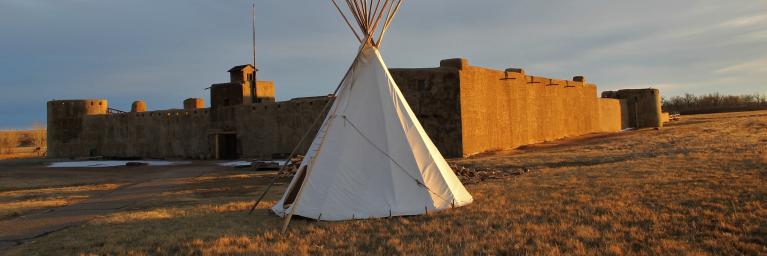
<box><xmin>218</xmin><ymin>161</ymin><xmax>253</xmax><ymax>167</ymax></box>
<box><xmin>269</xmin><ymin>160</ymin><xmax>288</xmax><ymax>166</ymax></box>
<box><xmin>217</xmin><ymin>160</ymin><xmax>288</xmax><ymax>167</ymax></box>
<box><xmin>48</xmin><ymin>161</ymin><xmax>188</xmax><ymax>168</ymax></box>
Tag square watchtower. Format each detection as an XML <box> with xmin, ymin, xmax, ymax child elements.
<box><xmin>210</xmin><ymin>64</ymin><xmax>276</xmax><ymax>108</ymax></box>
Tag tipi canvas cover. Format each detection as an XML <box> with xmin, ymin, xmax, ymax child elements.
<box><xmin>272</xmin><ymin>0</ymin><xmax>472</xmax><ymax>222</ymax></box>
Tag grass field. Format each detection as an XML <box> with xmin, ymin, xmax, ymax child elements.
<box><xmin>1</xmin><ymin>111</ymin><xmax>766</xmax><ymax>255</ymax></box>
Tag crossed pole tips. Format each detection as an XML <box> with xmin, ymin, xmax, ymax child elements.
<box><xmin>331</xmin><ymin>0</ymin><xmax>404</xmax><ymax>47</ymax></box>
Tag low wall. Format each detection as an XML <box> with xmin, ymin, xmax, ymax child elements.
<box><xmin>50</xmin><ymin>98</ymin><xmax>331</xmax><ymax>160</ymax></box>
<box><xmin>81</xmin><ymin>109</ymin><xmax>212</xmax><ymax>159</ymax></box>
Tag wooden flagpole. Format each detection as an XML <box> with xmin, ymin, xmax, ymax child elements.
<box><xmin>251</xmin><ymin>3</ymin><xmax>257</xmax><ymax>102</ymax></box>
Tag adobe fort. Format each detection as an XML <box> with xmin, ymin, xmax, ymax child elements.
<box><xmin>47</xmin><ymin>58</ymin><xmax>663</xmax><ymax>160</ymax></box>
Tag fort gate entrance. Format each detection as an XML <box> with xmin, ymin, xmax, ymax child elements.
<box><xmin>215</xmin><ymin>133</ymin><xmax>238</xmax><ymax>160</ymax></box>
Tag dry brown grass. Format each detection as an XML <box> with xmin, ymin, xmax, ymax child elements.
<box><xmin>0</xmin><ymin>184</ymin><xmax>121</xmax><ymax>220</ymax></box>
<box><xmin>0</xmin><ymin>129</ymin><xmax>46</xmax><ymax>160</ymax></box>
<box><xmin>0</xmin><ymin>131</ymin><xmax>20</xmax><ymax>156</ymax></box>
<box><xmin>3</xmin><ymin>111</ymin><xmax>767</xmax><ymax>255</ymax></box>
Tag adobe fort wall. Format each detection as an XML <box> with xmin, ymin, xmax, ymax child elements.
<box><xmin>232</xmin><ymin>97</ymin><xmax>332</xmax><ymax>158</ymax></box>
<box><xmin>47</xmin><ymin>60</ymin><xmax>659</xmax><ymax>160</ymax></box>
<box><xmin>389</xmin><ymin>67</ymin><xmax>463</xmax><ymax>157</ymax></box>
<box><xmin>452</xmin><ymin>60</ymin><xmax>626</xmax><ymax>156</ymax></box>
<box><xmin>597</xmin><ymin>98</ymin><xmax>629</xmax><ymax>132</ymax></box>
<box><xmin>80</xmin><ymin>108</ymin><xmax>213</xmax><ymax>159</ymax></box>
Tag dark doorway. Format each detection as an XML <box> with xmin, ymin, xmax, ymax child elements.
<box><xmin>217</xmin><ymin>134</ymin><xmax>238</xmax><ymax>160</ymax></box>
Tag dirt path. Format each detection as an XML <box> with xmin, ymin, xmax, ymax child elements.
<box><xmin>0</xmin><ymin>164</ymin><xmax>222</xmax><ymax>250</ymax></box>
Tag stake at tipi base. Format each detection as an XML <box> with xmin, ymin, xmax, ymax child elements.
<box><xmin>273</xmin><ymin>0</ymin><xmax>473</xmax><ymax>231</ymax></box>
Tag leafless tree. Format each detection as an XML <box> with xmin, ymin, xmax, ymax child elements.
<box><xmin>663</xmin><ymin>92</ymin><xmax>767</xmax><ymax>114</ymax></box>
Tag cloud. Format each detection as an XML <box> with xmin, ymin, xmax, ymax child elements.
<box><xmin>1</xmin><ymin>0</ymin><xmax>767</xmax><ymax>127</ymax></box>
<box><xmin>716</xmin><ymin>57</ymin><xmax>767</xmax><ymax>74</ymax></box>
<box><xmin>719</xmin><ymin>14</ymin><xmax>767</xmax><ymax>28</ymax></box>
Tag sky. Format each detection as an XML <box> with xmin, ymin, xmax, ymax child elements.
<box><xmin>1</xmin><ymin>0</ymin><xmax>766</xmax><ymax>129</ymax></box>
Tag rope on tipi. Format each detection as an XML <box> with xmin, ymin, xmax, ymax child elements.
<box><xmin>340</xmin><ymin>115</ymin><xmax>452</xmax><ymax>205</ymax></box>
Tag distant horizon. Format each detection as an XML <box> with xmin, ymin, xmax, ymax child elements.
<box><xmin>1</xmin><ymin>1</ymin><xmax>765</xmax><ymax>128</ymax></box>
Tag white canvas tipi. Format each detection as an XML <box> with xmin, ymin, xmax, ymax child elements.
<box><xmin>272</xmin><ymin>0</ymin><xmax>473</xmax><ymax>222</ymax></box>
